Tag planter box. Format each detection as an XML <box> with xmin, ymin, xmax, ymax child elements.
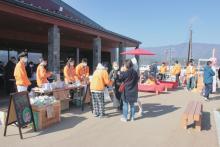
<box><xmin>32</xmin><ymin>101</ymin><xmax>61</xmax><ymax>130</ymax></box>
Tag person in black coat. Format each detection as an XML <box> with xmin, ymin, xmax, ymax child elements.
<box><xmin>119</xmin><ymin>59</ymin><xmax>139</xmax><ymax>122</ymax></box>
<box><xmin>5</xmin><ymin>57</ymin><xmax>16</xmax><ymax>93</ymax></box>
<box><xmin>149</xmin><ymin>62</ymin><xmax>158</xmax><ymax>78</ymax></box>
<box><xmin>109</xmin><ymin>62</ymin><xmax>122</xmax><ymax>110</ymax></box>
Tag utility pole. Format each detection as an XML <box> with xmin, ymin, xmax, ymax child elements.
<box><xmin>187</xmin><ymin>27</ymin><xmax>193</xmax><ymax>62</ymax></box>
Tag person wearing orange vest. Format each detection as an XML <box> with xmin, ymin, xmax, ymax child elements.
<box><xmin>172</xmin><ymin>61</ymin><xmax>182</xmax><ymax>86</ymax></box>
<box><xmin>14</xmin><ymin>52</ymin><xmax>31</xmax><ymax>92</ymax></box>
<box><xmin>36</xmin><ymin>58</ymin><xmax>52</xmax><ymax>87</ymax></box>
<box><xmin>75</xmin><ymin>58</ymin><xmax>89</xmax><ymax>82</ymax></box>
<box><xmin>185</xmin><ymin>61</ymin><xmax>196</xmax><ymax>91</ymax></box>
<box><xmin>90</xmin><ymin>63</ymin><xmax>112</xmax><ymax>118</ymax></box>
<box><xmin>144</xmin><ymin>75</ymin><xmax>157</xmax><ymax>85</ymax></box>
<box><xmin>64</xmin><ymin>58</ymin><xmax>76</xmax><ymax>84</ymax></box>
<box><xmin>159</xmin><ymin>62</ymin><xmax>167</xmax><ymax>80</ymax></box>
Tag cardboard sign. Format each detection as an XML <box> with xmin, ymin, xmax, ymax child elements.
<box><xmin>46</xmin><ymin>105</ymin><xmax>54</xmax><ymax>119</ymax></box>
<box><xmin>4</xmin><ymin>91</ymin><xmax>36</xmax><ymax>139</ymax></box>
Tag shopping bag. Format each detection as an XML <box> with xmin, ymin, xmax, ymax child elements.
<box><xmin>104</xmin><ymin>87</ymin><xmax>111</xmax><ymax>100</ymax></box>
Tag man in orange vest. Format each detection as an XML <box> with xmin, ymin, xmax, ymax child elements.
<box><xmin>172</xmin><ymin>61</ymin><xmax>182</xmax><ymax>86</ymax></box>
<box><xmin>75</xmin><ymin>58</ymin><xmax>90</xmax><ymax>82</ymax></box>
<box><xmin>36</xmin><ymin>58</ymin><xmax>52</xmax><ymax>87</ymax></box>
<box><xmin>159</xmin><ymin>62</ymin><xmax>167</xmax><ymax>80</ymax></box>
<box><xmin>186</xmin><ymin>61</ymin><xmax>196</xmax><ymax>91</ymax></box>
<box><xmin>14</xmin><ymin>52</ymin><xmax>31</xmax><ymax>92</ymax></box>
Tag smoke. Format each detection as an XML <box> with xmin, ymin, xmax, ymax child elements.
<box><xmin>188</xmin><ymin>16</ymin><xmax>200</xmax><ymax>28</ymax></box>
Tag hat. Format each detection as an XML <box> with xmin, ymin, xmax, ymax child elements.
<box><xmin>96</xmin><ymin>63</ymin><xmax>105</xmax><ymax>70</ymax></box>
<box><xmin>18</xmin><ymin>52</ymin><xmax>27</xmax><ymax>59</ymax></box>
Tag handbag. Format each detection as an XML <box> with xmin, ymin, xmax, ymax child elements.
<box><xmin>119</xmin><ymin>82</ymin><xmax>126</xmax><ymax>93</ymax></box>
<box><xmin>119</xmin><ymin>77</ymin><xmax>131</xmax><ymax>93</ymax></box>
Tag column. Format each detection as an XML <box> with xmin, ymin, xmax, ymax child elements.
<box><xmin>48</xmin><ymin>25</ymin><xmax>60</xmax><ymax>74</ymax></box>
<box><xmin>93</xmin><ymin>37</ymin><xmax>101</xmax><ymax>71</ymax></box>
<box><xmin>119</xmin><ymin>42</ymin><xmax>126</xmax><ymax>66</ymax></box>
<box><xmin>135</xmin><ymin>45</ymin><xmax>140</xmax><ymax>73</ymax></box>
<box><xmin>110</xmin><ymin>48</ymin><xmax>117</xmax><ymax>64</ymax></box>
<box><xmin>76</xmin><ymin>48</ymin><xmax>80</xmax><ymax>65</ymax></box>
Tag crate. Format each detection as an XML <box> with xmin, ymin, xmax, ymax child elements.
<box><xmin>31</xmin><ymin>101</ymin><xmax>61</xmax><ymax>130</ymax></box>
<box><xmin>53</xmin><ymin>89</ymin><xmax>70</xmax><ymax>100</ymax></box>
<box><xmin>60</xmin><ymin>98</ymin><xmax>71</xmax><ymax>111</ymax></box>
<box><xmin>73</xmin><ymin>99</ymin><xmax>82</xmax><ymax>107</ymax></box>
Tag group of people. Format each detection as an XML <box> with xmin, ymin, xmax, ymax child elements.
<box><xmin>90</xmin><ymin>59</ymin><xmax>141</xmax><ymax>122</ymax></box>
<box><xmin>140</xmin><ymin>61</ymin><xmax>181</xmax><ymax>86</ymax></box>
<box><xmin>6</xmin><ymin>52</ymin><xmax>90</xmax><ymax>93</ymax></box>
<box><xmin>2</xmin><ymin>50</ymin><xmax>220</xmax><ymax>122</ymax></box>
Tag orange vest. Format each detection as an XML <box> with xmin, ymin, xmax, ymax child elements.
<box><xmin>172</xmin><ymin>64</ymin><xmax>181</xmax><ymax>75</ymax></box>
<box><xmin>159</xmin><ymin>65</ymin><xmax>167</xmax><ymax>74</ymax></box>
<box><xmin>75</xmin><ymin>63</ymin><xmax>89</xmax><ymax>81</ymax></box>
<box><xmin>36</xmin><ymin>65</ymin><xmax>51</xmax><ymax>87</ymax></box>
<box><xmin>90</xmin><ymin>69</ymin><xmax>112</xmax><ymax>91</ymax></box>
<box><xmin>186</xmin><ymin>65</ymin><xmax>196</xmax><ymax>79</ymax></box>
<box><xmin>145</xmin><ymin>79</ymin><xmax>156</xmax><ymax>85</ymax></box>
<box><xmin>64</xmin><ymin>65</ymin><xmax>76</xmax><ymax>83</ymax></box>
<box><xmin>14</xmin><ymin>61</ymin><xmax>31</xmax><ymax>87</ymax></box>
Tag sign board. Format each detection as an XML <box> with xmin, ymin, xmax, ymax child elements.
<box><xmin>4</xmin><ymin>91</ymin><xmax>36</xmax><ymax>139</ymax></box>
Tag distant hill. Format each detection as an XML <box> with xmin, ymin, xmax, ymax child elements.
<box><xmin>136</xmin><ymin>42</ymin><xmax>220</xmax><ymax>65</ymax></box>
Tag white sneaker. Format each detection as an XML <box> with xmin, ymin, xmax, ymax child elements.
<box><xmin>120</xmin><ymin>117</ymin><xmax>127</xmax><ymax>122</ymax></box>
<box><xmin>137</xmin><ymin>111</ymin><xmax>143</xmax><ymax>116</ymax></box>
<box><xmin>130</xmin><ymin>118</ymin><xmax>135</xmax><ymax>122</ymax></box>
<box><xmin>204</xmin><ymin>97</ymin><xmax>210</xmax><ymax>101</ymax></box>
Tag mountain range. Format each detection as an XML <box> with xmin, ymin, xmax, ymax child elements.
<box><xmin>137</xmin><ymin>42</ymin><xmax>220</xmax><ymax>65</ymax></box>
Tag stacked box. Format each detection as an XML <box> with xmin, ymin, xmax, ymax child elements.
<box><xmin>31</xmin><ymin>101</ymin><xmax>61</xmax><ymax>130</ymax></box>
<box><xmin>53</xmin><ymin>89</ymin><xmax>70</xmax><ymax>111</ymax></box>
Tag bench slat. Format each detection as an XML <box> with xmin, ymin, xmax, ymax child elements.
<box><xmin>194</xmin><ymin>102</ymin><xmax>202</xmax><ymax>121</ymax></box>
<box><xmin>187</xmin><ymin>101</ymin><xmax>198</xmax><ymax>121</ymax></box>
<box><xmin>182</xmin><ymin>101</ymin><xmax>195</xmax><ymax>119</ymax></box>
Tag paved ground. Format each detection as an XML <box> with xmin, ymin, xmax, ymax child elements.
<box><xmin>0</xmin><ymin>88</ymin><xmax>220</xmax><ymax>147</ymax></box>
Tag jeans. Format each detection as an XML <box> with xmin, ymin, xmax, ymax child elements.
<box><xmin>187</xmin><ymin>77</ymin><xmax>195</xmax><ymax>90</ymax></box>
<box><xmin>123</xmin><ymin>101</ymin><xmax>135</xmax><ymax>120</ymax></box>
<box><xmin>204</xmin><ymin>83</ymin><xmax>212</xmax><ymax>99</ymax></box>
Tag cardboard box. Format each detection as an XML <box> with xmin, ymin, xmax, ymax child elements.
<box><xmin>60</xmin><ymin>98</ymin><xmax>71</xmax><ymax>111</ymax></box>
<box><xmin>32</xmin><ymin>101</ymin><xmax>61</xmax><ymax>130</ymax></box>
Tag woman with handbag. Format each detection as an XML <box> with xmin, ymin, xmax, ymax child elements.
<box><xmin>119</xmin><ymin>59</ymin><xmax>139</xmax><ymax>122</ymax></box>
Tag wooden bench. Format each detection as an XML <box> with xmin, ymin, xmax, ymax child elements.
<box><xmin>181</xmin><ymin>101</ymin><xmax>203</xmax><ymax>131</ymax></box>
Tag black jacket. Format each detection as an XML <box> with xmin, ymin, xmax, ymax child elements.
<box><xmin>218</xmin><ymin>68</ymin><xmax>220</xmax><ymax>80</ymax></box>
<box><xmin>120</xmin><ymin>68</ymin><xmax>139</xmax><ymax>103</ymax></box>
<box><xmin>109</xmin><ymin>69</ymin><xmax>121</xmax><ymax>88</ymax></box>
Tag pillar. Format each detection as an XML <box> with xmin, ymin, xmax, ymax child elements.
<box><xmin>93</xmin><ymin>37</ymin><xmax>101</xmax><ymax>71</ymax></box>
<box><xmin>135</xmin><ymin>45</ymin><xmax>140</xmax><ymax>73</ymax></box>
<box><xmin>76</xmin><ymin>48</ymin><xmax>80</xmax><ymax>65</ymax></box>
<box><xmin>119</xmin><ymin>42</ymin><xmax>126</xmax><ymax>66</ymax></box>
<box><xmin>111</xmin><ymin>48</ymin><xmax>117</xmax><ymax>64</ymax></box>
<box><xmin>48</xmin><ymin>25</ymin><xmax>60</xmax><ymax>74</ymax></box>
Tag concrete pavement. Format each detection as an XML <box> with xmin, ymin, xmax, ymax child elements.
<box><xmin>0</xmin><ymin>88</ymin><xmax>220</xmax><ymax>147</ymax></box>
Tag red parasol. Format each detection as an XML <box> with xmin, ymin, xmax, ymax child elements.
<box><xmin>120</xmin><ymin>48</ymin><xmax>155</xmax><ymax>55</ymax></box>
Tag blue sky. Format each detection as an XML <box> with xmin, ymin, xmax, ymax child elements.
<box><xmin>63</xmin><ymin>0</ymin><xmax>220</xmax><ymax>47</ymax></box>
